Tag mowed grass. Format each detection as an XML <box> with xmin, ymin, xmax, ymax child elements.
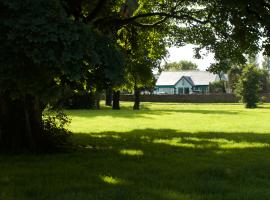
<box><xmin>1</xmin><ymin>102</ymin><xmax>270</xmax><ymax>200</ymax></box>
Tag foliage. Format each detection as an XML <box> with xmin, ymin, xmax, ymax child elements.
<box><xmin>161</xmin><ymin>60</ymin><xmax>198</xmax><ymax>72</ymax></box>
<box><xmin>42</xmin><ymin>108</ymin><xmax>71</xmax><ymax>151</ymax></box>
<box><xmin>235</xmin><ymin>65</ymin><xmax>263</xmax><ymax>108</ymax></box>
<box><xmin>208</xmin><ymin>61</ymin><xmax>231</xmax><ymax>79</ymax></box>
<box><xmin>117</xmin><ymin>25</ymin><xmax>167</xmax><ymax>109</ymax></box>
<box><xmin>0</xmin><ymin>0</ymin><xmax>126</xmax><ymax>106</ymax></box>
<box><xmin>0</xmin><ymin>0</ymin><xmax>127</xmax><ymax>152</ymax></box>
<box><xmin>260</xmin><ymin>69</ymin><xmax>270</xmax><ymax>93</ymax></box>
<box><xmin>2</xmin><ymin>0</ymin><xmax>270</xmax><ymax>101</ymax></box>
<box><xmin>228</xmin><ymin>65</ymin><xmax>243</xmax><ymax>92</ymax></box>
<box><xmin>262</xmin><ymin>56</ymin><xmax>270</xmax><ymax>72</ymax></box>
<box><xmin>262</xmin><ymin>56</ymin><xmax>270</xmax><ymax>91</ymax></box>
<box><xmin>247</xmin><ymin>54</ymin><xmax>259</xmax><ymax>67</ymax></box>
<box><xmin>209</xmin><ymin>81</ymin><xmax>226</xmax><ymax>93</ymax></box>
<box><xmin>65</xmin><ymin>0</ymin><xmax>270</xmax><ymax>78</ymax></box>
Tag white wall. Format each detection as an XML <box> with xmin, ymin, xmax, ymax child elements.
<box><xmin>158</xmin><ymin>88</ymin><xmax>175</xmax><ymax>94</ymax></box>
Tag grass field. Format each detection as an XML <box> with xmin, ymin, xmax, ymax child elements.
<box><xmin>1</xmin><ymin>102</ymin><xmax>270</xmax><ymax>200</ymax></box>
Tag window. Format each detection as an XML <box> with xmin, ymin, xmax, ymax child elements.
<box><xmin>184</xmin><ymin>88</ymin><xmax>190</xmax><ymax>94</ymax></box>
<box><xmin>178</xmin><ymin>88</ymin><xmax>183</xmax><ymax>94</ymax></box>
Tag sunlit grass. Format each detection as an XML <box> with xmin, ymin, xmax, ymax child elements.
<box><xmin>68</xmin><ymin>102</ymin><xmax>270</xmax><ymax>134</ymax></box>
<box><xmin>119</xmin><ymin>149</ymin><xmax>144</xmax><ymax>156</ymax></box>
<box><xmin>100</xmin><ymin>175</ymin><xmax>123</xmax><ymax>185</ymax></box>
<box><xmin>153</xmin><ymin>137</ymin><xmax>270</xmax><ymax>149</ymax></box>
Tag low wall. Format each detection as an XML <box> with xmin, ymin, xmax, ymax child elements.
<box><xmin>120</xmin><ymin>94</ymin><xmax>270</xmax><ymax>103</ymax></box>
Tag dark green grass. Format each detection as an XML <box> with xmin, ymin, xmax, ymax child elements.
<box><xmin>1</xmin><ymin>103</ymin><xmax>270</xmax><ymax>200</ymax></box>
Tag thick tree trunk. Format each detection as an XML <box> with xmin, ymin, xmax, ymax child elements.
<box><xmin>0</xmin><ymin>94</ymin><xmax>43</xmax><ymax>153</ymax></box>
<box><xmin>112</xmin><ymin>90</ymin><xmax>120</xmax><ymax>110</ymax></box>
<box><xmin>105</xmin><ymin>87</ymin><xmax>112</xmax><ymax>106</ymax></box>
<box><xmin>133</xmin><ymin>87</ymin><xmax>141</xmax><ymax>110</ymax></box>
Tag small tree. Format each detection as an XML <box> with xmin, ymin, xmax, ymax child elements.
<box><xmin>235</xmin><ymin>65</ymin><xmax>263</xmax><ymax>108</ymax></box>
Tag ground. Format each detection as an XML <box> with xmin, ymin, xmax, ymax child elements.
<box><xmin>1</xmin><ymin>102</ymin><xmax>270</xmax><ymax>200</ymax></box>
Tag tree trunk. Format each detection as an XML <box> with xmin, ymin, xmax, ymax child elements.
<box><xmin>221</xmin><ymin>81</ymin><xmax>226</xmax><ymax>93</ymax></box>
<box><xmin>112</xmin><ymin>90</ymin><xmax>120</xmax><ymax>110</ymax></box>
<box><xmin>133</xmin><ymin>87</ymin><xmax>141</xmax><ymax>110</ymax></box>
<box><xmin>94</xmin><ymin>90</ymin><xmax>101</xmax><ymax>110</ymax></box>
<box><xmin>105</xmin><ymin>87</ymin><xmax>112</xmax><ymax>106</ymax></box>
<box><xmin>0</xmin><ymin>93</ymin><xmax>43</xmax><ymax>153</ymax></box>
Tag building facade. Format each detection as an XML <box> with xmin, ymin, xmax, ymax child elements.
<box><xmin>155</xmin><ymin>71</ymin><xmax>226</xmax><ymax>95</ymax></box>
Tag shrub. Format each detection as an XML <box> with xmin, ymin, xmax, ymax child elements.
<box><xmin>209</xmin><ymin>81</ymin><xmax>226</xmax><ymax>93</ymax></box>
<box><xmin>235</xmin><ymin>65</ymin><xmax>263</xmax><ymax>108</ymax></box>
<box><xmin>42</xmin><ymin>108</ymin><xmax>71</xmax><ymax>152</ymax></box>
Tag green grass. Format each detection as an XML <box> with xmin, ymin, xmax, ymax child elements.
<box><xmin>1</xmin><ymin>102</ymin><xmax>270</xmax><ymax>200</ymax></box>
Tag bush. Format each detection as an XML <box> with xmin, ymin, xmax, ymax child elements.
<box><xmin>235</xmin><ymin>65</ymin><xmax>263</xmax><ymax>108</ymax></box>
<box><xmin>209</xmin><ymin>81</ymin><xmax>226</xmax><ymax>93</ymax></box>
<box><xmin>42</xmin><ymin>108</ymin><xmax>71</xmax><ymax>152</ymax></box>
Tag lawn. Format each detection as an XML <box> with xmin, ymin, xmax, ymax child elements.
<box><xmin>1</xmin><ymin>102</ymin><xmax>270</xmax><ymax>200</ymax></box>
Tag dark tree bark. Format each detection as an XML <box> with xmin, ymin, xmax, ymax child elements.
<box><xmin>133</xmin><ymin>87</ymin><xmax>141</xmax><ymax>110</ymax></box>
<box><xmin>105</xmin><ymin>87</ymin><xmax>112</xmax><ymax>106</ymax></box>
<box><xmin>0</xmin><ymin>94</ymin><xmax>43</xmax><ymax>153</ymax></box>
<box><xmin>112</xmin><ymin>90</ymin><xmax>120</xmax><ymax>110</ymax></box>
<box><xmin>94</xmin><ymin>91</ymin><xmax>101</xmax><ymax>110</ymax></box>
<box><xmin>222</xmin><ymin>83</ymin><xmax>226</xmax><ymax>93</ymax></box>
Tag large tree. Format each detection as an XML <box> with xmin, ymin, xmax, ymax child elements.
<box><xmin>0</xmin><ymin>0</ymin><xmax>124</xmax><ymax>152</ymax></box>
<box><xmin>1</xmin><ymin>0</ymin><xmax>270</xmax><ymax>152</ymax></box>
<box><xmin>118</xmin><ymin>25</ymin><xmax>167</xmax><ymax>110</ymax></box>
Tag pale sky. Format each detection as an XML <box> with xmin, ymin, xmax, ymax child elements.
<box><xmin>166</xmin><ymin>44</ymin><xmax>263</xmax><ymax>70</ymax></box>
<box><xmin>165</xmin><ymin>44</ymin><xmax>215</xmax><ymax>71</ymax></box>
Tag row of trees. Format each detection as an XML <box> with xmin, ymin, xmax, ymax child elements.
<box><xmin>1</xmin><ymin>0</ymin><xmax>270</xmax><ymax>153</ymax></box>
<box><xmin>159</xmin><ymin>60</ymin><xmax>198</xmax><ymax>72</ymax></box>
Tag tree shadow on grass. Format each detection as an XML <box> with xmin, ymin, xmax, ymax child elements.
<box><xmin>67</xmin><ymin>109</ymin><xmax>240</xmax><ymax>120</ymax></box>
<box><xmin>1</xmin><ymin>129</ymin><xmax>270</xmax><ymax>200</ymax></box>
<box><xmin>68</xmin><ymin>129</ymin><xmax>270</xmax><ymax>200</ymax></box>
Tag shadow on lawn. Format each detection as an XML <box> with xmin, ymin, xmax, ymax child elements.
<box><xmin>68</xmin><ymin>109</ymin><xmax>240</xmax><ymax>120</ymax></box>
<box><xmin>67</xmin><ymin>129</ymin><xmax>270</xmax><ymax>199</ymax></box>
<box><xmin>1</xmin><ymin>129</ymin><xmax>270</xmax><ymax>200</ymax></box>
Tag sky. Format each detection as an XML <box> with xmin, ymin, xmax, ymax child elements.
<box><xmin>165</xmin><ymin>44</ymin><xmax>215</xmax><ymax>71</ymax></box>
<box><xmin>166</xmin><ymin>44</ymin><xmax>264</xmax><ymax>71</ymax></box>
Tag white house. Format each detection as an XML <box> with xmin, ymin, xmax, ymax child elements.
<box><xmin>155</xmin><ymin>71</ymin><xmax>227</xmax><ymax>95</ymax></box>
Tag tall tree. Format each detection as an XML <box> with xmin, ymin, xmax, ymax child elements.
<box><xmin>118</xmin><ymin>25</ymin><xmax>167</xmax><ymax>110</ymax></box>
<box><xmin>0</xmin><ymin>0</ymin><xmax>125</xmax><ymax>152</ymax></box>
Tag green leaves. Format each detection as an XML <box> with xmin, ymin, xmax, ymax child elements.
<box><xmin>0</xmin><ymin>0</ymin><xmax>126</xmax><ymax>102</ymax></box>
<box><xmin>235</xmin><ymin>65</ymin><xmax>263</xmax><ymax>108</ymax></box>
<box><xmin>162</xmin><ymin>60</ymin><xmax>198</xmax><ymax>72</ymax></box>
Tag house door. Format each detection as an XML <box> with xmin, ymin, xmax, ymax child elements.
<box><xmin>184</xmin><ymin>88</ymin><xmax>189</xmax><ymax>94</ymax></box>
<box><xmin>178</xmin><ymin>88</ymin><xmax>183</xmax><ymax>95</ymax></box>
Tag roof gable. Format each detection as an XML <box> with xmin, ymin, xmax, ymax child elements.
<box><xmin>175</xmin><ymin>76</ymin><xmax>194</xmax><ymax>87</ymax></box>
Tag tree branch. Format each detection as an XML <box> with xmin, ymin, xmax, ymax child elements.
<box><xmin>119</xmin><ymin>12</ymin><xmax>211</xmax><ymax>25</ymax></box>
<box><xmin>85</xmin><ymin>0</ymin><xmax>107</xmax><ymax>22</ymax></box>
<box><xmin>122</xmin><ymin>9</ymin><xmax>214</xmax><ymax>28</ymax></box>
